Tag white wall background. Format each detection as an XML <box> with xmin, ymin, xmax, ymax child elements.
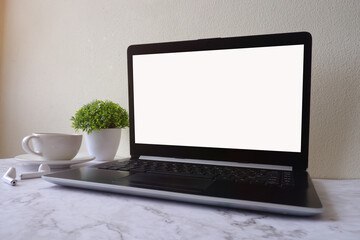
<box><xmin>0</xmin><ymin>0</ymin><xmax>359</xmax><ymax>179</ymax></box>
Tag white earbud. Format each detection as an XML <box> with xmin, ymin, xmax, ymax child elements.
<box><xmin>2</xmin><ymin>167</ymin><xmax>17</xmax><ymax>186</ymax></box>
<box><xmin>20</xmin><ymin>164</ymin><xmax>51</xmax><ymax>179</ymax></box>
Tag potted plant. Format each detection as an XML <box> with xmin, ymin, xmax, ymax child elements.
<box><xmin>71</xmin><ymin>100</ymin><xmax>129</xmax><ymax>161</ymax></box>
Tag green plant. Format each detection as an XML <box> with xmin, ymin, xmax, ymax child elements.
<box><xmin>71</xmin><ymin>100</ymin><xmax>129</xmax><ymax>134</ymax></box>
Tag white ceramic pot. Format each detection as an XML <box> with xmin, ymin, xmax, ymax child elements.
<box><xmin>85</xmin><ymin>128</ymin><xmax>121</xmax><ymax>161</ymax></box>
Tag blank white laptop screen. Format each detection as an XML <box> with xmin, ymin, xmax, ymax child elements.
<box><xmin>132</xmin><ymin>45</ymin><xmax>304</xmax><ymax>153</ymax></box>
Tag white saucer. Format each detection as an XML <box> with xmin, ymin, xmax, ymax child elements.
<box><xmin>14</xmin><ymin>153</ymin><xmax>95</xmax><ymax>168</ymax></box>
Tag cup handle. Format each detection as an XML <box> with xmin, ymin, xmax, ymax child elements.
<box><xmin>22</xmin><ymin>135</ymin><xmax>42</xmax><ymax>156</ymax></box>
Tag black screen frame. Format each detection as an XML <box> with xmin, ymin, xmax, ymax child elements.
<box><xmin>127</xmin><ymin>32</ymin><xmax>312</xmax><ymax>170</ymax></box>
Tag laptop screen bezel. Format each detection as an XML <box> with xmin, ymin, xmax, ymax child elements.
<box><xmin>127</xmin><ymin>32</ymin><xmax>312</xmax><ymax>170</ymax></box>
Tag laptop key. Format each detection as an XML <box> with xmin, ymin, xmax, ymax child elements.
<box><xmin>146</xmin><ymin>169</ymin><xmax>216</xmax><ymax>179</ymax></box>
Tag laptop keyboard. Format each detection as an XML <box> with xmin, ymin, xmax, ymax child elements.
<box><xmin>96</xmin><ymin>159</ymin><xmax>295</xmax><ymax>188</ymax></box>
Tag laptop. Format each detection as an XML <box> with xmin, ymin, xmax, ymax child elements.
<box><xmin>43</xmin><ymin>32</ymin><xmax>323</xmax><ymax>216</ymax></box>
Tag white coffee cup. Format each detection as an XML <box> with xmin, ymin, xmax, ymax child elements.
<box><xmin>22</xmin><ymin>133</ymin><xmax>82</xmax><ymax>160</ymax></box>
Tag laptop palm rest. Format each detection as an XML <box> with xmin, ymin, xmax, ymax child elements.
<box><xmin>113</xmin><ymin>173</ymin><xmax>213</xmax><ymax>194</ymax></box>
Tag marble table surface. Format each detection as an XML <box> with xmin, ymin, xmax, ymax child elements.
<box><xmin>0</xmin><ymin>157</ymin><xmax>359</xmax><ymax>240</ymax></box>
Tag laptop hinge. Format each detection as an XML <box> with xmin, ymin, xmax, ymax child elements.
<box><xmin>139</xmin><ymin>155</ymin><xmax>293</xmax><ymax>171</ymax></box>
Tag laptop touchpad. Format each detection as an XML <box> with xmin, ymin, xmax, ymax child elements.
<box><xmin>114</xmin><ymin>173</ymin><xmax>213</xmax><ymax>193</ymax></box>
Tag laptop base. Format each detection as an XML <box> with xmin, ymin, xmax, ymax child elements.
<box><xmin>43</xmin><ymin>162</ymin><xmax>323</xmax><ymax>216</ymax></box>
